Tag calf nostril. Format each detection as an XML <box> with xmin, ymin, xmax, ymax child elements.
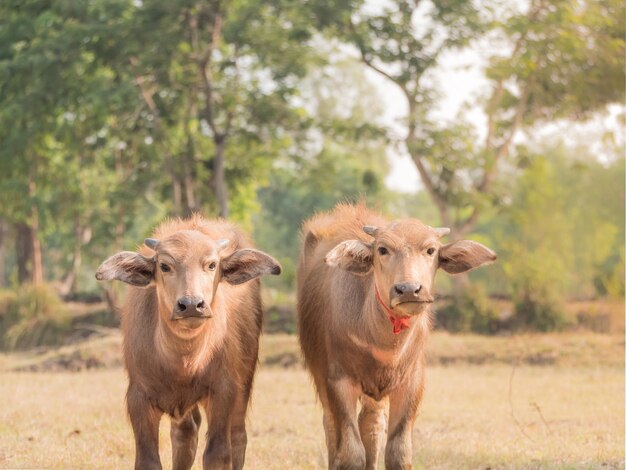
<box><xmin>414</xmin><ymin>285</ymin><xmax>422</xmax><ymax>295</ymax></box>
<box><xmin>177</xmin><ymin>301</ymin><xmax>187</xmax><ymax>311</ymax></box>
<box><xmin>394</xmin><ymin>285</ymin><xmax>404</xmax><ymax>296</ymax></box>
<box><xmin>196</xmin><ymin>300</ymin><xmax>206</xmax><ymax>309</ymax></box>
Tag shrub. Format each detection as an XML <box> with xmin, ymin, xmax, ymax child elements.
<box><xmin>513</xmin><ymin>289</ymin><xmax>567</xmax><ymax>332</ymax></box>
<box><xmin>436</xmin><ymin>286</ymin><xmax>500</xmax><ymax>334</ymax></box>
<box><xmin>262</xmin><ymin>288</ymin><xmax>297</xmax><ymax>334</ymax></box>
<box><xmin>0</xmin><ymin>283</ymin><xmax>70</xmax><ymax>350</ymax></box>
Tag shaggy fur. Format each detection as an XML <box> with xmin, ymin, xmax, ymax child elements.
<box><xmin>297</xmin><ymin>203</ymin><xmax>495</xmax><ymax>469</ymax></box>
<box><xmin>96</xmin><ymin>214</ymin><xmax>280</xmax><ymax>470</ymax></box>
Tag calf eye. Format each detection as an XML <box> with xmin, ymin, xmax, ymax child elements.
<box><xmin>207</xmin><ymin>262</ymin><xmax>217</xmax><ymax>271</ymax></box>
<box><xmin>377</xmin><ymin>246</ymin><xmax>389</xmax><ymax>256</ymax></box>
<box><xmin>159</xmin><ymin>263</ymin><xmax>171</xmax><ymax>273</ymax></box>
<box><xmin>426</xmin><ymin>247</ymin><xmax>436</xmax><ymax>256</ymax></box>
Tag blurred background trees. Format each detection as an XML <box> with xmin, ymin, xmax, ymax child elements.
<box><xmin>0</xmin><ymin>0</ymin><xmax>623</xmax><ymax>341</ymax></box>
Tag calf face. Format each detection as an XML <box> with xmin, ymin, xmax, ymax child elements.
<box><xmin>96</xmin><ymin>229</ymin><xmax>280</xmax><ymax>330</ymax></box>
<box><xmin>325</xmin><ymin>219</ymin><xmax>496</xmax><ymax>316</ymax></box>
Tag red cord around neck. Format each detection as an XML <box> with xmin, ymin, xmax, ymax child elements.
<box><xmin>374</xmin><ymin>285</ymin><xmax>411</xmax><ymax>334</ymax></box>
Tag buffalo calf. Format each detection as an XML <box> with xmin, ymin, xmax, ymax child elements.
<box><xmin>297</xmin><ymin>204</ymin><xmax>496</xmax><ymax>469</ymax></box>
<box><xmin>96</xmin><ymin>215</ymin><xmax>281</xmax><ymax>470</ymax></box>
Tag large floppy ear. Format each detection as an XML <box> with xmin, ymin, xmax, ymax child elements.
<box><xmin>221</xmin><ymin>249</ymin><xmax>282</xmax><ymax>285</ymax></box>
<box><xmin>324</xmin><ymin>240</ymin><xmax>373</xmax><ymax>275</ymax></box>
<box><xmin>95</xmin><ymin>252</ymin><xmax>156</xmax><ymax>286</ymax></box>
<box><xmin>439</xmin><ymin>240</ymin><xmax>497</xmax><ymax>274</ymax></box>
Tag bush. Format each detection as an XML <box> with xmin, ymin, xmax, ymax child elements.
<box><xmin>262</xmin><ymin>288</ymin><xmax>296</xmax><ymax>334</ymax></box>
<box><xmin>0</xmin><ymin>283</ymin><xmax>71</xmax><ymax>350</ymax></box>
<box><xmin>264</xmin><ymin>305</ymin><xmax>296</xmax><ymax>334</ymax></box>
<box><xmin>513</xmin><ymin>290</ymin><xmax>567</xmax><ymax>332</ymax></box>
<box><xmin>436</xmin><ymin>286</ymin><xmax>500</xmax><ymax>334</ymax></box>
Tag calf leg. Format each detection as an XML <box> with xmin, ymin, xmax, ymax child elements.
<box><xmin>385</xmin><ymin>373</ymin><xmax>424</xmax><ymax>470</ymax></box>
<box><xmin>312</xmin><ymin>370</ymin><xmax>338</xmax><ymax>467</ymax></box>
<box><xmin>358</xmin><ymin>395</ymin><xmax>388</xmax><ymax>470</ymax></box>
<box><xmin>203</xmin><ymin>387</ymin><xmax>236</xmax><ymax>470</ymax></box>
<box><xmin>326</xmin><ymin>375</ymin><xmax>365</xmax><ymax>470</ymax></box>
<box><xmin>323</xmin><ymin>409</ymin><xmax>338</xmax><ymax>467</ymax></box>
<box><xmin>171</xmin><ymin>406</ymin><xmax>201</xmax><ymax>470</ymax></box>
<box><xmin>230</xmin><ymin>385</ymin><xmax>253</xmax><ymax>470</ymax></box>
<box><xmin>127</xmin><ymin>384</ymin><xmax>163</xmax><ymax>470</ymax></box>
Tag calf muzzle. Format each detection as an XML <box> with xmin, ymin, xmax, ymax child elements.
<box><xmin>389</xmin><ymin>282</ymin><xmax>433</xmax><ymax>310</ymax></box>
<box><xmin>171</xmin><ymin>295</ymin><xmax>211</xmax><ymax>320</ymax></box>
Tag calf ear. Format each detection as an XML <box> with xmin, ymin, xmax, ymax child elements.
<box><xmin>325</xmin><ymin>240</ymin><xmax>373</xmax><ymax>275</ymax></box>
<box><xmin>95</xmin><ymin>252</ymin><xmax>155</xmax><ymax>287</ymax></box>
<box><xmin>439</xmin><ymin>240</ymin><xmax>497</xmax><ymax>274</ymax></box>
<box><xmin>221</xmin><ymin>249</ymin><xmax>282</xmax><ymax>285</ymax></box>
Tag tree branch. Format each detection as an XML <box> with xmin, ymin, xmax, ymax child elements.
<box><xmin>408</xmin><ymin>149</ymin><xmax>452</xmax><ymax>227</ymax></box>
<box><xmin>129</xmin><ymin>57</ymin><xmax>158</xmax><ymax>115</ymax></box>
<box><xmin>190</xmin><ymin>4</ymin><xmax>224</xmax><ymax>139</ymax></box>
<box><xmin>479</xmin><ymin>81</ymin><xmax>531</xmax><ymax>192</ymax></box>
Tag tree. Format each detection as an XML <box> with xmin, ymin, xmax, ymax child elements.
<box><xmin>0</xmin><ymin>0</ymin><xmax>317</xmax><ymax>291</ymax></box>
<box><xmin>0</xmin><ymin>0</ymin><xmax>168</xmax><ymax>289</ymax></box>
<box><xmin>316</xmin><ymin>0</ymin><xmax>625</xmax><ymax>238</ymax></box>
<box><xmin>494</xmin><ymin>142</ymin><xmax>624</xmax><ymax>328</ymax></box>
<box><xmin>125</xmin><ymin>0</ymin><xmax>314</xmax><ymax>218</ymax></box>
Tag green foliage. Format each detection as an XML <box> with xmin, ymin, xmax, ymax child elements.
<box><xmin>0</xmin><ymin>283</ymin><xmax>70</xmax><ymax>350</ymax></box>
<box><xmin>494</xmin><ymin>145</ymin><xmax>624</xmax><ymax>329</ymax></box>
<box><xmin>0</xmin><ymin>0</ymin><xmax>319</xmax><ymax>291</ymax></box>
<box><xmin>498</xmin><ymin>156</ymin><xmax>570</xmax><ymax>330</ymax></box>
<box><xmin>436</xmin><ymin>285</ymin><xmax>500</xmax><ymax>334</ymax></box>
<box><xmin>0</xmin><ymin>0</ymin><xmax>622</xmax><ymax>341</ymax></box>
<box><xmin>488</xmin><ymin>0</ymin><xmax>625</xmax><ymax>122</ymax></box>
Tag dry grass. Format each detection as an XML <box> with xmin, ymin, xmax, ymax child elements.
<box><xmin>563</xmin><ymin>299</ymin><xmax>625</xmax><ymax>334</ymax></box>
<box><xmin>0</xmin><ymin>333</ymin><xmax>623</xmax><ymax>469</ymax></box>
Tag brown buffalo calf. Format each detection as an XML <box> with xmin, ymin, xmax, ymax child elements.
<box><xmin>96</xmin><ymin>215</ymin><xmax>280</xmax><ymax>470</ymax></box>
<box><xmin>297</xmin><ymin>204</ymin><xmax>496</xmax><ymax>469</ymax></box>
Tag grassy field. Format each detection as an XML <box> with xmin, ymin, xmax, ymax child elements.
<box><xmin>0</xmin><ymin>333</ymin><xmax>623</xmax><ymax>469</ymax></box>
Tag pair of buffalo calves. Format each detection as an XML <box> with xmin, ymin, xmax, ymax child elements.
<box><xmin>96</xmin><ymin>204</ymin><xmax>495</xmax><ymax>470</ymax></box>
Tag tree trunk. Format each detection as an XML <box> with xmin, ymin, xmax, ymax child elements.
<box><xmin>14</xmin><ymin>178</ymin><xmax>44</xmax><ymax>286</ymax></box>
<box><xmin>172</xmin><ymin>177</ymin><xmax>183</xmax><ymax>216</ymax></box>
<box><xmin>213</xmin><ymin>135</ymin><xmax>228</xmax><ymax>218</ymax></box>
<box><xmin>181</xmin><ymin>133</ymin><xmax>197</xmax><ymax>216</ymax></box>
<box><xmin>59</xmin><ymin>222</ymin><xmax>92</xmax><ymax>296</ymax></box>
<box><xmin>17</xmin><ymin>219</ymin><xmax>44</xmax><ymax>285</ymax></box>
<box><xmin>181</xmin><ymin>96</ymin><xmax>198</xmax><ymax>217</ymax></box>
<box><xmin>15</xmin><ymin>222</ymin><xmax>31</xmax><ymax>284</ymax></box>
<box><xmin>0</xmin><ymin>219</ymin><xmax>6</xmax><ymax>288</ymax></box>
<box><xmin>29</xmin><ymin>179</ymin><xmax>43</xmax><ymax>285</ymax></box>
<box><xmin>182</xmin><ymin>164</ymin><xmax>197</xmax><ymax>216</ymax></box>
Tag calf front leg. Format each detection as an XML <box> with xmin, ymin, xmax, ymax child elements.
<box><xmin>358</xmin><ymin>395</ymin><xmax>388</xmax><ymax>470</ymax></box>
<box><xmin>323</xmin><ymin>409</ymin><xmax>338</xmax><ymax>467</ymax></box>
<box><xmin>171</xmin><ymin>406</ymin><xmax>201</xmax><ymax>470</ymax></box>
<box><xmin>312</xmin><ymin>370</ymin><xmax>338</xmax><ymax>467</ymax></box>
<box><xmin>230</xmin><ymin>384</ymin><xmax>254</xmax><ymax>470</ymax></box>
<box><xmin>203</xmin><ymin>387</ymin><xmax>236</xmax><ymax>470</ymax></box>
<box><xmin>326</xmin><ymin>375</ymin><xmax>365</xmax><ymax>470</ymax></box>
<box><xmin>127</xmin><ymin>384</ymin><xmax>163</xmax><ymax>470</ymax></box>
<box><xmin>385</xmin><ymin>375</ymin><xmax>424</xmax><ymax>470</ymax></box>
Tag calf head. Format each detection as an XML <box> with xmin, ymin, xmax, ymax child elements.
<box><xmin>96</xmin><ymin>230</ymin><xmax>281</xmax><ymax>329</ymax></box>
<box><xmin>325</xmin><ymin>219</ymin><xmax>496</xmax><ymax>317</ymax></box>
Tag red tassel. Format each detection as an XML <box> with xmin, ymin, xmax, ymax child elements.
<box><xmin>375</xmin><ymin>285</ymin><xmax>411</xmax><ymax>334</ymax></box>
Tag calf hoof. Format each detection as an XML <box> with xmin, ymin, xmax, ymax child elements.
<box><xmin>333</xmin><ymin>443</ymin><xmax>366</xmax><ymax>470</ymax></box>
<box><xmin>203</xmin><ymin>444</ymin><xmax>232</xmax><ymax>470</ymax></box>
<box><xmin>385</xmin><ymin>439</ymin><xmax>412</xmax><ymax>470</ymax></box>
